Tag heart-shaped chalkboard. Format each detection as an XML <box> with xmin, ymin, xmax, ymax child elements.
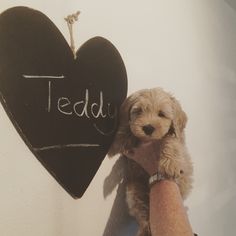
<box><xmin>0</xmin><ymin>7</ymin><xmax>127</xmax><ymax>198</ymax></box>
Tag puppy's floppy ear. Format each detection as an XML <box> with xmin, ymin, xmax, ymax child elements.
<box><xmin>108</xmin><ymin>92</ymin><xmax>140</xmax><ymax>157</ymax></box>
<box><xmin>119</xmin><ymin>91</ymin><xmax>141</xmax><ymax>124</ymax></box>
<box><xmin>170</xmin><ymin>96</ymin><xmax>187</xmax><ymax>138</ymax></box>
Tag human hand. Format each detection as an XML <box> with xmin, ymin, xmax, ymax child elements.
<box><xmin>124</xmin><ymin>141</ymin><xmax>161</xmax><ymax>176</ymax></box>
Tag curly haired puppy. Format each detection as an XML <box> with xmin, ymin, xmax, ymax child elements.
<box><xmin>104</xmin><ymin>87</ymin><xmax>193</xmax><ymax>236</ymax></box>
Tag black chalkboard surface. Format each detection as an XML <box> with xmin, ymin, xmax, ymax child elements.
<box><xmin>0</xmin><ymin>7</ymin><xmax>127</xmax><ymax>198</ymax></box>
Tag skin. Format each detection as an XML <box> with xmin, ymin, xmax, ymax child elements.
<box><xmin>126</xmin><ymin>141</ymin><xmax>194</xmax><ymax>236</ymax></box>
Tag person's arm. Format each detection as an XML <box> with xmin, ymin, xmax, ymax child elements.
<box><xmin>150</xmin><ymin>180</ymin><xmax>193</xmax><ymax>236</ymax></box>
<box><xmin>125</xmin><ymin>141</ymin><xmax>194</xmax><ymax>236</ymax></box>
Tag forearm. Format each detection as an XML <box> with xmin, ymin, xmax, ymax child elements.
<box><xmin>150</xmin><ymin>180</ymin><xmax>193</xmax><ymax>236</ymax></box>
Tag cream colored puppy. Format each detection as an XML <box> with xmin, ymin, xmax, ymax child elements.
<box><xmin>104</xmin><ymin>88</ymin><xmax>193</xmax><ymax>236</ymax></box>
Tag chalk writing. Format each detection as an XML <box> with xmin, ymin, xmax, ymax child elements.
<box><xmin>23</xmin><ymin>74</ymin><xmax>65</xmax><ymax>79</ymax></box>
<box><xmin>48</xmin><ymin>81</ymin><xmax>51</xmax><ymax>112</ymax></box>
<box><xmin>22</xmin><ymin>74</ymin><xmax>117</xmax><ymax>136</ymax></box>
<box><xmin>57</xmin><ymin>97</ymin><xmax>73</xmax><ymax>115</ymax></box>
<box><xmin>55</xmin><ymin>88</ymin><xmax>116</xmax><ymax>119</ymax></box>
<box><xmin>33</xmin><ymin>143</ymin><xmax>100</xmax><ymax>151</ymax></box>
<box><xmin>93</xmin><ymin>122</ymin><xmax>117</xmax><ymax>136</ymax></box>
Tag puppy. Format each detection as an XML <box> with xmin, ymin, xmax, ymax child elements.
<box><xmin>104</xmin><ymin>87</ymin><xmax>193</xmax><ymax>236</ymax></box>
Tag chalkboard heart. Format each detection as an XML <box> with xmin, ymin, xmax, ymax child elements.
<box><xmin>0</xmin><ymin>7</ymin><xmax>127</xmax><ymax>198</ymax></box>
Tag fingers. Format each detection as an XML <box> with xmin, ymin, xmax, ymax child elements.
<box><xmin>123</xmin><ymin>141</ymin><xmax>160</xmax><ymax>176</ymax></box>
<box><xmin>124</xmin><ymin>141</ymin><xmax>159</xmax><ymax>160</ymax></box>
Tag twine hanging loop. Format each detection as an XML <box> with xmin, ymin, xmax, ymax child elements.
<box><xmin>65</xmin><ymin>11</ymin><xmax>80</xmax><ymax>59</ymax></box>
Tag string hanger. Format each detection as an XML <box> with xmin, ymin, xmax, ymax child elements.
<box><xmin>65</xmin><ymin>11</ymin><xmax>80</xmax><ymax>59</ymax></box>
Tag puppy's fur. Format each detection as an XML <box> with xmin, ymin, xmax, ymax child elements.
<box><xmin>104</xmin><ymin>88</ymin><xmax>193</xmax><ymax>236</ymax></box>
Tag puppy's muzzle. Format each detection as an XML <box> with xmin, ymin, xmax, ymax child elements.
<box><xmin>142</xmin><ymin>124</ymin><xmax>155</xmax><ymax>135</ymax></box>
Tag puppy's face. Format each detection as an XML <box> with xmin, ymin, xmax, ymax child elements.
<box><xmin>108</xmin><ymin>87</ymin><xmax>187</xmax><ymax>156</ymax></box>
<box><xmin>128</xmin><ymin>89</ymin><xmax>174</xmax><ymax>141</ymax></box>
<box><xmin>129</xmin><ymin>90</ymin><xmax>173</xmax><ymax>141</ymax></box>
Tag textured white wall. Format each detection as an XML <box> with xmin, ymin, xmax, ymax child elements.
<box><xmin>0</xmin><ymin>0</ymin><xmax>236</xmax><ymax>235</ymax></box>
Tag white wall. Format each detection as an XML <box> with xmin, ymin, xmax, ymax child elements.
<box><xmin>0</xmin><ymin>0</ymin><xmax>236</xmax><ymax>235</ymax></box>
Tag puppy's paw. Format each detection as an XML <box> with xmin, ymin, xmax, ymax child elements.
<box><xmin>158</xmin><ymin>138</ymin><xmax>186</xmax><ymax>179</ymax></box>
<box><xmin>158</xmin><ymin>157</ymin><xmax>184</xmax><ymax>179</ymax></box>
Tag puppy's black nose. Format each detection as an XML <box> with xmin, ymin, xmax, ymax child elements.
<box><xmin>142</xmin><ymin>125</ymin><xmax>155</xmax><ymax>135</ymax></box>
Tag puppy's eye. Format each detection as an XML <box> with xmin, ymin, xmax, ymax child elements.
<box><xmin>158</xmin><ymin>111</ymin><xmax>166</xmax><ymax>118</ymax></box>
<box><xmin>131</xmin><ymin>107</ymin><xmax>142</xmax><ymax>116</ymax></box>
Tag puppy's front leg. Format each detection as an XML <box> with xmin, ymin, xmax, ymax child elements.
<box><xmin>158</xmin><ymin>137</ymin><xmax>185</xmax><ymax>181</ymax></box>
<box><xmin>158</xmin><ymin>137</ymin><xmax>193</xmax><ymax>199</ymax></box>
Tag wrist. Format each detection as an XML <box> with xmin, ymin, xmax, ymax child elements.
<box><xmin>149</xmin><ymin>172</ymin><xmax>178</xmax><ymax>188</ymax></box>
